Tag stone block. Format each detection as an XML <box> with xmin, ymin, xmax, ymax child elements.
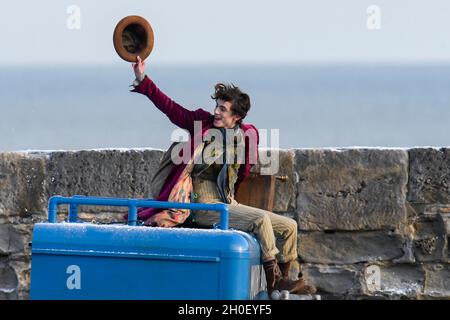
<box><xmin>298</xmin><ymin>231</ymin><xmax>405</xmax><ymax>264</ymax></box>
<box><xmin>412</xmin><ymin>216</ymin><xmax>447</xmax><ymax>262</ymax></box>
<box><xmin>423</xmin><ymin>263</ymin><xmax>450</xmax><ymax>298</ymax></box>
<box><xmin>0</xmin><ymin>261</ymin><xmax>18</xmax><ymax>300</ymax></box>
<box><xmin>7</xmin><ymin>258</ymin><xmax>30</xmax><ymax>300</ymax></box>
<box><xmin>0</xmin><ymin>153</ymin><xmax>47</xmax><ymax>220</ymax></box>
<box><xmin>0</xmin><ymin>224</ymin><xmax>24</xmax><ymax>255</ymax></box>
<box><xmin>303</xmin><ymin>264</ymin><xmax>360</xmax><ymax>295</ymax></box>
<box><xmin>408</xmin><ymin>148</ymin><xmax>450</xmax><ymax>203</ymax></box>
<box><xmin>46</xmin><ymin>149</ymin><xmax>164</xmax><ymax>213</ymax></box>
<box><xmin>363</xmin><ymin>264</ymin><xmax>425</xmax><ymax>298</ymax></box>
<box><xmin>294</xmin><ymin>149</ymin><xmax>408</xmax><ymax>231</ymax></box>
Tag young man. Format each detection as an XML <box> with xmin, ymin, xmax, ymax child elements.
<box><xmin>130</xmin><ymin>56</ymin><xmax>316</xmax><ymax>297</ymax></box>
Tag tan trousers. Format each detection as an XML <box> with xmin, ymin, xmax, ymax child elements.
<box><xmin>192</xmin><ymin>179</ymin><xmax>298</xmax><ymax>263</ymax></box>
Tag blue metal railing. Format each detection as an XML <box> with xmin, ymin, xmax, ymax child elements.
<box><xmin>47</xmin><ymin>195</ymin><xmax>230</xmax><ymax>230</ymax></box>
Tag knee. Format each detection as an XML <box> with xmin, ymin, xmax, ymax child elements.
<box><xmin>254</xmin><ymin>213</ymin><xmax>272</xmax><ymax>230</ymax></box>
<box><xmin>284</xmin><ymin>219</ymin><xmax>298</xmax><ymax>237</ymax></box>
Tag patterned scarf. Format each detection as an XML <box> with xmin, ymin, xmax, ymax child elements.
<box><xmin>144</xmin><ymin>141</ymin><xmax>205</xmax><ymax>227</ymax></box>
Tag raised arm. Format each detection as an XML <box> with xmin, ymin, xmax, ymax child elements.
<box><xmin>130</xmin><ymin>56</ymin><xmax>211</xmax><ymax>134</ymax></box>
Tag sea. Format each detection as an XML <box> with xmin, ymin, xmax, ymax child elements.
<box><xmin>1</xmin><ymin>63</ymin><xmax>449</xmax><ymax>152</ymax></box>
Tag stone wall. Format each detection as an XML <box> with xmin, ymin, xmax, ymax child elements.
<box><xmin>0</xmin><ymin>147</ymin><xmax>449</xmax><ymax>299</ymax></box>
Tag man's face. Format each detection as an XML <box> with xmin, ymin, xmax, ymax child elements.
<box><xmin>213</xmin><ymin>99</ymin><xmax>241</xmax><ymax>128</ymax></box>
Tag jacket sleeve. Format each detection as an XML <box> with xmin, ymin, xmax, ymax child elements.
<box><xmin>131</xmin><ymin>75</ymin><xmax>212</xmax><ymax>135</ymax></box>
<box><xmin>234</xmin><ymin>125</ymin><xmax>260</xmax><ymax>195</ymax></box>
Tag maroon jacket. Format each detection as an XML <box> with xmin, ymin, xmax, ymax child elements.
<box><xmin>131</xmin><ymin>76</ymin><xmax>259</xmax><ymax>220</ymax></box>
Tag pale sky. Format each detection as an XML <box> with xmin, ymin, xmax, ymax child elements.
<box><xmin>1</xmin><ymin>0</ymin><xmax>450</xmax><ymax>65</ymax></box>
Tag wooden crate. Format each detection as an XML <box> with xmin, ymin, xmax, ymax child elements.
<box><xmin>235</xmin><ymin>173</ymin><xmax>276</xmax><ymax>212</ymax></box>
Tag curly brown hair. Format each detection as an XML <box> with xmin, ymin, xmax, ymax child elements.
<box><xmin>211</xmin><ymin>83</ymin><xmax>251</xmax><ymax>124</ymax></box>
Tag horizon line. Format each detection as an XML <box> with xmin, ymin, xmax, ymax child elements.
<box><xmin>2</xmin><ymin>60</ymin><xmax>450</xmax><ymax>68</ymax></box>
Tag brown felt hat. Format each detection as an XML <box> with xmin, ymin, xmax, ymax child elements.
<box><xmin>113</xmin><ymin>15</ymin><xmax>154</xmax><ymax>62</ymax></box>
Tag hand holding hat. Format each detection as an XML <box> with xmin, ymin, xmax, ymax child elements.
<box><xmin>113</xmin><ymin>15</ymin><xmax>154</xmax><ymax>63</ymax></box>
<box><xmin>132</xmin><ymin>56</ymin><xmax>146</xmax><ymax>81</ymax></box>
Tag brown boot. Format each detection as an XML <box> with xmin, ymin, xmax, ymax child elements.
<box><xmin>263</xmin><ymin>260</ymin><xmax>317</xmax><ymax>297</ymax></box>
<box><xmin>263</xmin><ymin>259</ymin><xmax>283</xmax><ymax>297</ymax></box>
<box><xmin>278</xmin><ymin>261</ymin><xmax>291</xmax><ymax>279</ymax></box>
<box><xmin>278</xmin><ymin>278</ymin><xmax>317</xmax><ymax>295</ymax></box>
<box><xmin>279</xmin><ymin>261</ymin><xmax>304</xmax><ymax>279</ymax></box>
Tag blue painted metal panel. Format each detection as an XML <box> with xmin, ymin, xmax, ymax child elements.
<box><xmin>30</xmin><ymin>196</ymin><xmax>262</xmax><ymax>300</ymax></box>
